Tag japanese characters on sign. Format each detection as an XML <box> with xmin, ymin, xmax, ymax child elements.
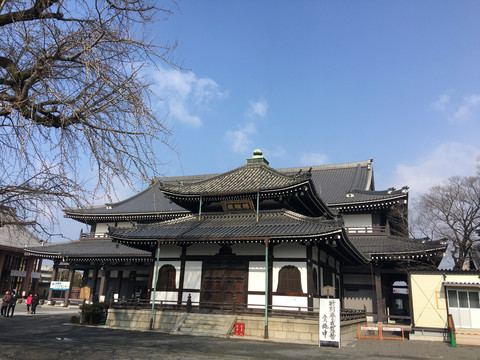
<box><xmin>221</xmin><ymin>199</ymin><xmax>255</xmax><ymax>213</ymax></box>
<box><xmin>319</xmin><ymin>298</ymin><xmax>340</xmax><ymax>347</ymax></box>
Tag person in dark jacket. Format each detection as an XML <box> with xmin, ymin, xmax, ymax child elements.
<box><xmin>7</xmin><ymin>290</ymin><xmax>17</xmax><ymax>317</ymax></box>
<box><xmin>31</xmin><ymin>293</ymin><xmax>40</xmax><ymax>314</ymax></box>
<box><xmin>1</xmin><ymin>290</ymin><xmax>11</xmax><ymax>316</ymax></box>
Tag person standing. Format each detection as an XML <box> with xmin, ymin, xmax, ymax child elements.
<box><xmin>7</xmin><ymin>290</ymin><xmax>17</xmax><ymax>317</ymax></box>
<box><xmin>26</xmin><ymin>293</ymin><xmax>33</xmax><ymax>314</ymax></box>
<box><xmin>1</xmin><ymin>290</ymin><xmax>11</xmax><ymax>316</ymax></box>
<box><xmin>31</xmin><ymin>293</ymin><xmax>39</xmax><ymax>314</ymax></box>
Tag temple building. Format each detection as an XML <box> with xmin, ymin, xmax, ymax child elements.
<box><xmin>0</xmin><ymin>206</ymin><xmax>43</xmax><ymax>295</ymax></box>
<box><xmin>25</xmin><ymin>150</ymin><xmax>446</xmax><ymax>323</ymax></box>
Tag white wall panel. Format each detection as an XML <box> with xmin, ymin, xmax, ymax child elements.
<box><xmin>183</xmin><ymin>261</ymin><xmax>202</xmax><ymax>290</ymax></box>
<box><xmin>273</xmin><ymin>243</ymin><xmax>305</xmax><ymax>258</ymax></box>
<box><xmin>248</xmin><ymin>261</ymin><xmax>266</xmax><ymax>292</ymax></box>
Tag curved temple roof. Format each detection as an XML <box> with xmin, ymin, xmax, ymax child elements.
<box><xmin>64</xmin><ymin>158</ymin><xmax>407</xmax><ymax>221</ymax></box>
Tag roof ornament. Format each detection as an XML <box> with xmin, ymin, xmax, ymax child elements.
<box><xmin>246</xmin><ymin>149</ymin><xmax>269</xmax><ymax>165</ymax></box>
<box><xmin>401</xmin><ymin>186</ymin><xmax>409</xmax><ymax>194</ymax></box>
<box><xmin>387</xmin><ymin>187</ymin><xmax>396</xmax><ymax>194</ymax></box>
<box><xmin>346</xmin><ymin>191</ymin><xmax>354</xmax><ymax>198</ymax></box>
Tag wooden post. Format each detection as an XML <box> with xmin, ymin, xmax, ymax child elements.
<box><xmin>64</xmin><ymin>265</ymin><xmax>75</xmax><ymax>303</ymax></box>
<box><xmin>48</xmin><ymin>261</ymin><xmax>59</xmax><ymax>301</ymax></box>
<box><xmin>375</xmin><ymin>270</ymin><xmax>385</xmax><ymax>323</ymax></box>
<box><xmin>264</xmin><ymin>238</ymin><xmax>269</xmax><ymax>339</ymax></box>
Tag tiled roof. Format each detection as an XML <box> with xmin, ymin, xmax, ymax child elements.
<box><xmin>110</xmin><ymin>209</ymin><xmax>343</xmax><ymax>241</ymax></box>
<box><xmin>24</xmin><ymin>237</ymin><xmax>151</xmax><ymax>260</ymax></box>
<box><xmin>0</xmin><ymin>209</ymin><xmax>43</xmax><ymax>250</ymax></box>
<box><xmin>64</xmin><ymin>159</ymin><xmax>406</xmax><ymax>218</ymax></box>
<box><xmin>350</xmin><ymin>235</ymin><xmax>447</xmax><ymax>259</ymax></box>
<box><xmin>161</xmin><ymin>163</ymin><xmax>312</xmax><ymax>196</ymax></box>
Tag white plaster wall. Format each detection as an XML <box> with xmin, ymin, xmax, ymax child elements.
<box><xmin>183</xmin><ymin>261</ymin><xmax>202</xmax><ymax>290</ymax></box>
<box><xmin>272</xmin><ymin>295</ymin><xmax>308</xmax><ymax>311</ymax></box>
<box><xmin>96</xmin><ymin>221</ymin><xmax>137</xmax><ymax>234</ymax></box>
<box><xmin>151</xmin><ymin>291</ymin><xmax>177</xmax><ymax>303</ymax></box>
<box><xmin>95</xmin><ymin>223</ymin><xmax>112</xmax><ymax>234</ymax></box>
<box><xmin>273</xmin><ymin>243</ymin><xmax>305</xmax><ymax>258</ymax></box>
<box><xmin>320</xmin><ymin>250</ymin><xmax>327</xmax><ymax>263</ymax></box>
<box><xmin>248</xmin><ymin>294</ymin><xmax>266</xmax><ymax>309</ymax></box>
<box><xmin>183</xmin><ymin>291</ymin><xmax>200</xmax><ymax>304</ymax></box>
<box><xmin>272</xmin><ymin>261</ymin><xmax>307</xmax><ymax>293</ymax></box>
<box><xmin>187</xmin><ymin>244</ymin><xmax>220</xmax><ymax>256</ymax></box>
<box><xmin>231</xmin><ymin>243</ymin><xmax>264</xmax><ymax>256</ymax></box>
<box><xmin>157</xmin><ymin>245</ymin><xmax>182</xmax><ymax>258</ymax></box>
<box><xmin>343</xmin><ymin>214</ymin><xmax>372</xmax><ymax>227</ymax></box>
<box><xmin>328</xmin><ymin>256</ymin><xmax>335</xmax><ymax>268</ymax></box>
<box><xmin>248</xmin><ymin>261</ymin><xmax>266</xmax><ymax>292</ymax></box>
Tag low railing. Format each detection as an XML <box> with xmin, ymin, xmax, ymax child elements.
<box><xmin>110</xmin><ymin>298</ymin><xmax>367</xmax><ymax>322</ymax></box>
<box><xmin>346</xmin><ymin>225</ymin><xmax>389</xmax><ymax>236</ymax></box>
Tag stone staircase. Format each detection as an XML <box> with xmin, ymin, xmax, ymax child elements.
<box><xmin>172</xmin><ymin>313</ymin><xmax>237</xmax><ymax>338</ymax></box>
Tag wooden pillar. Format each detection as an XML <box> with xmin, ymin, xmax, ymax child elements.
<box><xmin>64</xmin><ymin>265</ymin><xmax>75</xmax><ymax>302</ymax></box>
<box><xmin>89</xmin><ymin>265</ymin><xmax>99</xmax><ymax>302</ymax></box>
<box><xmin>116</xmin><ymin>270</ymin><xmax>123</xmax><ymax>298</ymax></box>
<box><xmin>375</xmin><ymin>270</ymin><xmax>385</xmax><ymax>323</ymax></box>
<box><xmin>306</xmin><ymin>245</ymin><xmax>314</xmax><ymax>310</ymax></box>
<box><xmin>48</xmin><ymin>261</ymin><xmax>59</xmax><ymax>301</ymax></box>
<box><xmin>98</xmin><ymin>268</ymin><xmax>108</xmax><ymax>299</ymax></box>
<box><xmin>178</xmin><ymin>246</ymin><xmax>187</xmax><ymax>305</ymax></box>
<box><xmin>32</xmin><ymin>258</ymin><xmax>42</xmax><ymax>293</ymax></box>
<box><xmin>20</xmin><ymin>257</ymin><xmax>35</xmax><ymax>295</ymax></box>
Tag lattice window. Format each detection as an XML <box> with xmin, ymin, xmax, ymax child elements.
<box><xmin>156</xmin><ymin>265</ymin><xmax>176</xmax><ymax>291</ymax></box>
<box><xmin>276</xmin><ymin>265</ymin><xmax>303</xmax><ymax>294</ymax></box>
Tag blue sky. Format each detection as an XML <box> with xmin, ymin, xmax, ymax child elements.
<box><xmin>58</xmin><ymin>1</ymin><xmax>480</xmax><ymax>239</ymax></box>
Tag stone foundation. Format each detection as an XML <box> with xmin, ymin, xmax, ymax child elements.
<box><xmin>106</xmin><ymin>309</ymin><xmax>364</xmax><ymax>345</ymax></box>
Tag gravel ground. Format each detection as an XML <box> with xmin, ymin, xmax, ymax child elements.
<box><xmin>0</xmin><ymin>308</ymin><xmax>478</xmax><ymax>360</ymax></box>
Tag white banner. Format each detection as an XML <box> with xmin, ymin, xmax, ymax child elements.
<box><xmin>319</xmin><ymin>298</ymin><xmax>340</xmax><ymax>347</ymax></box>
<box><xmin>50</xmin><ymin>281</ymin><xmax>70</xmax><ymax>290</ymax></box>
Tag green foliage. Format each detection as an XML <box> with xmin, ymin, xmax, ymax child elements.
<box><xmin>80</xmin><ymin>302</ymin><xmax>109</xmax><ymax>325</ymax></box>
<box><xmin>70</xmin><ymin>315</ymin><xmax>80</xmax><ymax>324</ymax></box>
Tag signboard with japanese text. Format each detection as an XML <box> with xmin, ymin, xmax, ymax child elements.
<box><xmin>319</xmin><ymin>298</ymin><xmax>340</xmax><ymax>347</ymax></box>
<box><xmin>50</xmin><ymin>281</ymin><xmax>70</xmax><ymax>290</ymax></box>
<box><xmin>221</xmin><ymin>199</ymin><xmax>255</xmax><ymax>213</ymax></box>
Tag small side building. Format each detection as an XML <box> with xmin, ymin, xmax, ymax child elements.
<box><xmin>0</xmin><ymin>206</ymin><xmax>43</xmax><ymax>296</ymax></box>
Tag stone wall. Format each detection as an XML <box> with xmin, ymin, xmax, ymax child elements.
<box><xmin>234</xmin><ymin>315</ymin><xmax>362</xmax><ymax>345</ymax></box>
<box><xmin>106</xmin><ymin>309</ymin><xmax>363</xmax><ymax>345</ymax></box>
<box><xmin>106</xmin><ymin>308</ymin><xmax>184</xmax><ymax>332</ymax></box>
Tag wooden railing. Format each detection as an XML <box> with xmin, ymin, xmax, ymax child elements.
<box><xmin>109</xmin><ymin>298</ymin><xmax>367</xmax><ymax>322</ymax></box>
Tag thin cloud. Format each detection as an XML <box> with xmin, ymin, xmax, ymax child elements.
<box><xmin>247</xmin><ymin>100</ymin><xmax>269</xmax><ymax>118</ymax></box>
<box><xmin>225</xmin><ymin>100</ymin><xmax>268</xmax><ymax>154</ymax></box>
<box><xmin>152</xmin><ymin>66</ymin><xmax>228</xmax><ymax>128</ymax></box>
<box><xmin>449</xmin><ymin>94</ymin><xmax>480</xmax><ymax>123</ymax></box>
<box><xmin>392</xmin><ymin>142</ymin><xmax>480</xmax><ymax>198</ymax></box>
<box><xmin>300</xmin><ymin>153</ymin><xmax>329</xmax><ymax>166</ymax></box>
<box><xmin>430</xmin><ymin>91</ymin><xmax>451</xmax><ymax>112</ymax></box>
<box><xmin>224</xmin><ymin>122</ymin><xmax>256</xmax><ymax>154</ymax></box>
<box><xmin>431</xmin><ymin>90</ymin><xmax>480</xmax><ymax>124</ymax></box>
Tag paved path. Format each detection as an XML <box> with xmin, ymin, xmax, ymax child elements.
<box><xmin>0</xmin><ymin>310</ymin><xmax>479</xmax><ymax>360</ymax></box>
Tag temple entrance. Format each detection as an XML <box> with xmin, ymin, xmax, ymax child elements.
<box><xmin>200</xmin><ymin>252</ymin><xmax>247</xmax><ymax>308</ymax></box>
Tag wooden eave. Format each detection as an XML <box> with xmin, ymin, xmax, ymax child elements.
<box><xmin>63</xmin><ymin>211</ymin><xmax>190</xmax><ymax>224</ymax></box>
<box><xmin>330</xmin><ymin>194</ymin><xmax>407</xmax><ymax>212</ymax></box>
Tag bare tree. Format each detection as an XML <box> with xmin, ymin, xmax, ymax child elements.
<box><xmin>413</xmin><ymin>175</ymin><xmax>480</xmax><ymax>270</ymax></box>
<box><xmin>0</xmin><ymin>0</ymin><xmax>178</xmax><ymax>233</ymax></box>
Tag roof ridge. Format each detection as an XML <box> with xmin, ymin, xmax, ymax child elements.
<box><xmin>278</xmin><ymin>159</ymin><xmax>373</xmax><ymax>173</ymax></box>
